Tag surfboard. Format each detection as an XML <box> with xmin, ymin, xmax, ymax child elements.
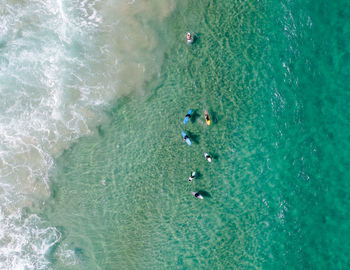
<box><xmin>205</xmin><ymin>111</ymin><xmax>211</xmax><ymax>125</ymax></box>
<box><xmin>183</xmin><ymin>109</ymin><xmax>192</xmax><ymax>124</ymax></box>
<box><xmin>191</xmin><ymin>191</ymin><xmax>203</xmax><ymax>199</ymax></box>
<box><xmin>204</xmin><ymin>152</ymin><xmax>212</xmax><ymax>162</ymax></box>
<box><xmin>181</xmin><ymin>131</ymin><xmax>192</xmax><ymax>145</ymax></box>
<box><xmin>189</xmin><ymin>172</ymin><xmax>196</xmax><ymax>181</ymax></box>
<box><xmin>186</xmin><ymin>32</ymin><xmax>194</xmax><ymax>44</ymax></box>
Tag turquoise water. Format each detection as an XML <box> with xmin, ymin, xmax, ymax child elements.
<box><xmin>1</xmin><ymin>0</ymin><xmax>350</xmax><ymax>269</ymax></box>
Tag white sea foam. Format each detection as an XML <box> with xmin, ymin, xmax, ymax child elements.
<box><xmin>0</xmin><ymin>0</ymin><xmax>176</xmax><ymax>268</ymax></box>
<box><xmin>55</xmin><ymin>244</ymin><xmax>80</xmax><ymax>266</ymax></box>
<box><xmin>0</xmin><ymin>0</ymin><xmax>106</xmax><ymax>268</ymax></box>
<box><xmin>0</xmin><ymin>209</ymin><xmax>61</xmax><ymax>270</ymax></box>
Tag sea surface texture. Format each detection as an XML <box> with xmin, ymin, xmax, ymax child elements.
<box><xmin>1</xmin><ymin>0</ymin><xmax>349</xmax><ymax>269</ymax></box>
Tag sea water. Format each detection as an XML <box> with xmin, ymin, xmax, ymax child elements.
<box><xmin>1</xmin><ymin>0</ymin><xmax>350</xmax><ymax>269</ymax></box>
<box><xmin>0</xmin><ymin>0</ymin><xmax>172</xmax><ymax>268</ymax></box>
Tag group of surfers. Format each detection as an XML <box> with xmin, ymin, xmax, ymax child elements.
<box><xmin>182</xmin><ymin>33</ymin><xmax>213</xmax><ymax>200</ymax></box>
<box><xmin>182</xmin><ymin>108</ymin><xmax>212</xmax><ymax>200</ymax></box>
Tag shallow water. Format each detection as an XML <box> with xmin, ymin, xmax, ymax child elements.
<box><xmin>1</xmin><ymin>0</ymin><xmax>350</xmax><ymax>269</ymax></box>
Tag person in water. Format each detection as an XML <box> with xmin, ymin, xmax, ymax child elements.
<box><xmin>204</xmin><ymin>110</ymin><xmax>211</xmax><ymax>125</ymax></box>
<box><xmin>205</xmin><ymin>153</ymin><xmax>212</xmax><ymax>161</ymax></box>
<box><xmin>189</xmin><ymin>172</ymin><xmax>195</xmax><ymax>182</ymax></box>
<box><xmin>191</xmin><ymin>191</ymin><xmax>203</xmax><ymax>199</ymax></box>
<box><xmin>186</xmin><ymin>32</ymin><xmax>192</xmax><ymax>41</ymax></box>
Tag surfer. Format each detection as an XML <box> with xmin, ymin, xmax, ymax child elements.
<box><xmin>188</xmin><ymin>172</ymin><xmax>196</xmax><ymax>182</ymax></box>
<box><xmin>181</xmin><ymin>131</ymin><xmax>192</xmax><ymax>146</ymax></box>
<box><xmin>191</xmin><ymin>191</ymin><xmax>203</xmax><ymax>199</ymax></box>
<box><xmin>186</xmin><ymin>32</ymin><xmax>194</xmax><ymax>44</ymax></box>
<box><xmin>183</xmin><ymin>109</ymin><xmax>192</xmax><ymax>124</ymax></box>
<box><xmin>204</xmin><ymin>153</ymin><xmax>212</xmax><ymax>162</ymax></box>
<box><xmin>205</xmin><ymin>111</ymin><xmax>211</xmax><ymax>125</ymax></box>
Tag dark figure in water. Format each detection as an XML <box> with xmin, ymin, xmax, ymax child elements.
<box><xmin>204</xmin><ymin>153</ymin><xmax>212</xmax><ymax>162</ymax></box>
<box><xmin>189</xmin><ymin>172</ymin><xmax>196</xmax><ymax>182</ymax></box>
<box><xmin>191</xmin><ymin>191</ymin><xmax>203</xmax><ymax>199</ymax></box>
<box><xmin>186</xmin><ymin>32</ymin><xmax>194</xmax><ymax>44</ymax></box>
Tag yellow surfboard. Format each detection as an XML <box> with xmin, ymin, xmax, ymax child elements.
<box><xmin>205</xmin><ymin>111</ymin><xmax>211</xmax><ymax>125</ymax></box>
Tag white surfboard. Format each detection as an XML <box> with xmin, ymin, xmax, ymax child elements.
<box><xmin>191</xmin><ymin>191</ymin><xmax>203</xmax><ymax>199</ymax></box>
<box><xmin>204</xmin><ymin>152</ymin><xmax>212</xmax><ymax>162</ymax></box>
<box><xmin>189</xmin><ymin>172</ymin><xmax>196</xmax><ymax>181</ymax></box>
<box><xmin>186</xmin><ymin>32</ymin><xmax>194</xmax><ymax>44</ymax></box>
